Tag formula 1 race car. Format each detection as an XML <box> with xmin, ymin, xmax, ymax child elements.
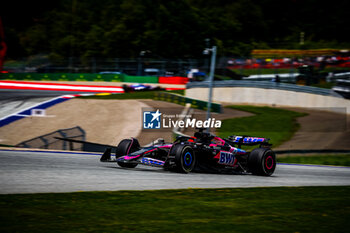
<box><xmin>122</xmin><ymin>83</ymin><xmax>165</xmax><ymax>92</ymax></box>
<box><xmin>100</xmin><ymin>129</ymin><xmax>276</xmax><ymax>176</ymax></box>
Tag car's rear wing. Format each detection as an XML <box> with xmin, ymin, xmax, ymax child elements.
<box><xmin>227</xmin><ymin>135</ymin><xmax>272</xmax><ymax>147</ymax></box>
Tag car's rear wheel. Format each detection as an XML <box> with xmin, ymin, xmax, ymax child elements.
<box><xmin>116</xmin><ymin>138</ymin><xmax>140</xmax><ymax>168</ymax></box>
<box><xmin>170</xmin><ymin>144</ymin><xmax>196</xmax><ymax>173</ymax></box>
<box><xmin>248</xmin><ymin>147</ymin><xmax>276</xmax><ymax>176</ymax></box>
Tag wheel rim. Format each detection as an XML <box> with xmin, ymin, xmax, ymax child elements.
<box><xmin>265</xmin><ymin>155</ymin><xmax>274</xmax><ymax>170</ymax></box>
<box><xmin>183</xmin><ymin>151</ymin><xmax>193</xmax><ymax>167</ymax></box>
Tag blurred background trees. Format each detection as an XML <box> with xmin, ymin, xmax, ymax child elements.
<box><xmin>2</xmin><ymin>0</ymin><xmax>350</xmax><ymax>59</ymax></box>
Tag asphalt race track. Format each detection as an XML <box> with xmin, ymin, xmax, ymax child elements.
<box><xmin>1</xmin><ymin>149</ymin><xmax>350</xmax><ymax>194</ymax></box>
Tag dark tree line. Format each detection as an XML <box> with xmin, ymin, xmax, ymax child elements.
<box><xmin>2</xmin><ymin>0</ymin><xmax>350</xmax><ymax>59</ymax></box>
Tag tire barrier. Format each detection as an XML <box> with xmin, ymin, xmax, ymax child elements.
<box><xmin>0</xmin><ymin>73</ymin><xmax>188</xmax><ymax>85</ymax></box>
<box><xmin>0</xmin><ymin>73</ymin><xmax>123</xmax><ymax>82</ymax></box>
<box><xmin>123</xmin><ymin>75</ymin><xmax>158</xmax><ymax>83</ymax></box>
<box><xmin>158</xmin><ymin>76</ymin><xmax>189</xmax><ymax>84</ymax></box>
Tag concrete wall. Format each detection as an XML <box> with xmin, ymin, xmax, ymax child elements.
<box><xmin>186</xmin><ymin>87</ymin><xmax>350</xmax><ymax>114</ymax></box>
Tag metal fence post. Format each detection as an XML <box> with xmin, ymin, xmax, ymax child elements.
<box><xmin>57</xmin><ymin>130</ymin><xmax>67</xmax><ymax>150</ymax></box>
<box><xmin>39</xmin><ymin>136</ymin><xmax>49</xmax><ymax>149</ymax></box>
<box><xmin>206</xmin><ymin>46</ymin><xmax>217</xmax><ymax>132</ymax></box>
<box><xmin>76</xmin><ymin>126</ymin><xmax>86</xmax><ymax>141</ymax></box>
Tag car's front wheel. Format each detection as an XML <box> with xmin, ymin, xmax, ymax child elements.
<box><xmin>170</xmin><ymin>144</ymin><xmax>196</xmax><ymax>173</ymax></box>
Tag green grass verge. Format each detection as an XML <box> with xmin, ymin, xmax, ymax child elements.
<box><xmin>0</xmin><ymin>186</ymin><xmax>349</xmax><ymax>233</ymax></box>
<box><xmin>215</xmin><ymin>74</ymin><xmax>233</xmax><ymax>80</ymax></box>
<box><xmin>278</xmin><ymin>154</ymin><xmax>350</xmax><ymax>166</ymax></box>
<box><xmin>218</xmin><ymin>106</ymin><xmax>307</xmax><ymax>148</ymax></box>
<box><xmin>310</xmin><ymin>82</ymin><xmax>335</xmax><ymax>89</ymax></box>
<box><xmin>77</xmin><ymin>90</ymin><xmax>184</xmax><ymax>100</ymax></box>
<box><xmin>0</xmin><ymin>144</ymin><xmax>14</xmax><ymax>147</ymax></box>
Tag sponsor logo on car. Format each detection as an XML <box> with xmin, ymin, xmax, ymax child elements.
<box><xmin>233</xmin><ymin>136</ymin><xmax>265</xmax><ymax>143</ymax></box>
<box><xmin>218</xmin><ymin>151</ymin><xmax>235</xmax><ymax>165</ymax></box>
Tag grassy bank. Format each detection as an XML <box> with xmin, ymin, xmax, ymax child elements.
<box><xmin>79</xmin><ymin>93</ymin><xmax>307</xmax><ymax>150</ymax></box>
<box><xmin>0</xmin><ymin>186</ymin><xmax>349</xmax><ymax>233</ymax></box>
<box><xmin>218</xmin><ymin>105</ymin><xmax>307</xmax><ymax>148</ymax></box>
<box><xmin>278</xmin><ymin>154</ymin><xmax>350</xmax><ymax>166</ymax></box>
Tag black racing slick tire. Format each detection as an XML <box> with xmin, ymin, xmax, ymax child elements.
<box><xmin>116</xmin><ymin>138</ymin><xmax>140</xmax><ymax>168</ymax></box>
<box><xmin>248</xmin><ymin>148</ymin><xmax>276</xmax><ymax>176</ymax></box>
<box><xmin>171</xmin><ymin>144</ymin><xmax>196</xmax><ymax>173</ymax></box>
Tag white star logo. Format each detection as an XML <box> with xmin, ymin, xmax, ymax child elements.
<box><xmin>151</xmin><ymin>109</ymin><xmax>161</xmax><ymax>122</ymax></box>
